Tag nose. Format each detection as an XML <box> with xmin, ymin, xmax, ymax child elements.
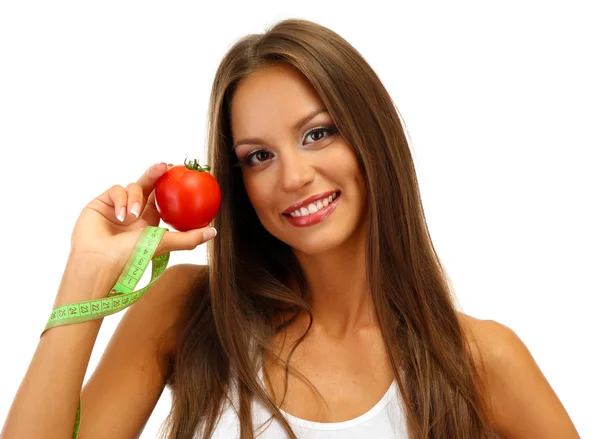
<box><xmin>279</xmin><ymin>150</ymin><xmax>315</xmax><ymax>193</ymax></box>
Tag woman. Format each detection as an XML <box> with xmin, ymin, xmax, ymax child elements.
<box><xmin>1</xmin><ymin>18</ymin><xmax>579</xmax><ymax>439</ymax></box>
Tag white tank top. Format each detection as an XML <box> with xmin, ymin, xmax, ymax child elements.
<box><xmin>198</xmin><ymin>366</ymin><xmax>409</xmax><ymax>438</ymax></box>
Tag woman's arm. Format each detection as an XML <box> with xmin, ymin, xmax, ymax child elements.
<box><xmin>472</xmin><ymin>318</ymin><xmax>580</xmax><ymax>438</ymax></box>
<box><xmin>76</xmin><ymin>263</ymin><xmax>203</xmax><ymax>439</ymax></box>
<box><xmin>1</xmin><ymin>262</ymin><xmax>203</xmax><ymax>439</ymax></box>
<box><xmin>0</xmin><ymin>256</ymin><xmax>117</xmax><ymax>439</ymax></box>
<box><xmin>1</xmin><ymin>162</ymin><xmax>214</xmax><ymax>439</ymax></box>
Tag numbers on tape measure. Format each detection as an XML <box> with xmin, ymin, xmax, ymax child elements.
<box><xmin>41</xmin><ymin>226</ymin><xmax>169</xmax><ymax>337</ymax></box>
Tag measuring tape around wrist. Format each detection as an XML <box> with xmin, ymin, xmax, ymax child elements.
<box><xmin>40</xmin><ymin>226</ymin><xmax>171</xmax><ymax>438</ymax></box>
<box><xmin>41</xmin><ymin>226</ymin><xmax>170</xmax><ymax>337</ymax></box>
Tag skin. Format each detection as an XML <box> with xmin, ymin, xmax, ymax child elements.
<box><xmin>5</xmin><ymin>65</ymin><xmax>576</xmax><ymax>438</ymax></box>
<box><xmin>229</xmin><ymin>64</ymin><xmax>581</xmax><ymax>436</ymax></box>
<box><xmin>231</xmin><ymin>64</ymin><xmax>372</xmax><ymax>335</ymax></box>
<box><xmin>230</xmin><ymin>63</ymin><xmax>389</xmax><ymax>420</ymax></box>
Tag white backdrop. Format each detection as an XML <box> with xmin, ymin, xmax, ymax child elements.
<box><xmin>1</xmin><ymin>1</ymin><xmax>597</xmax><ymax>437</ymax></box>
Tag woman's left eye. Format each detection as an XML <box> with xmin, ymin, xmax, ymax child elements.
<box><xmin>234</xmin><ymin>126</ymin><xmax>338</xmax><ymax>169</ymax></box>
<box><xmin>303</xmin><ymin>126</ymin><xmax>337</xmax><ymax>145</ymax></box>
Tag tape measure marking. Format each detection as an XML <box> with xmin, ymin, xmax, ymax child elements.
<box><xmin>40</xmin><ymin>226</ymin><xmax>171</xmax><ymax>438</ymax></box>
<box><xmin>41</xmin><ymin>226</ymin><xmax>169</xmax><ymax>335</ymax></box>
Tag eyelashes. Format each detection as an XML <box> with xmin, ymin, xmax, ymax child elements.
<box><xmin>234</xmin><ymin>125</ymin><xmax>338</xmax><ymax>168</ymax></box>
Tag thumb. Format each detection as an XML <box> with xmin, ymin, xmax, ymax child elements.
<box><xmin>155</xmin><ymin>226</ymin><xmax>217</xmax><ymax>255</ymax></box>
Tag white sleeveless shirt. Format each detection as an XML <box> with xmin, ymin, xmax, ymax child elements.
<box><xmin>198</xmin><ymin>366</ymin><xmax>409</xmax><ymax>438</ymax></box>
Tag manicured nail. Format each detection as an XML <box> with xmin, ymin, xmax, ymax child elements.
<box><xmin>117</xmin><ymin>206</ymin><xmax>126</xmax><ymax>222</ymax></box>
<box><xmin>130</xmin><ymin>202</ymin><xmax>141</xmax><ymax>218</ymax></box>
<box><xmin>203</xmin><ymin>227</ymin><xmax>217</xmax><ymax>241</ymax></box>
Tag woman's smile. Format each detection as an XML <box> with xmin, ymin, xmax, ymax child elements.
<box><xmin>230</xmin><ymin>64</ymin><xmax>368</xmax><ymax>255</ymax></box>
<box><xmin>283</xmin><ymin>191</ymin><xmax>341</xmax><ymax>227</ymax></box>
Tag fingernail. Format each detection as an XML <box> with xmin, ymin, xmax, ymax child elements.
<box><xmin>117</xmin><ymin>206</ymin><xmax>126</xmax><ymax>222</ymax></box>
<box><xmin>130</xmin><ymin>202</ymin><xmax>141</xmax><ymax>218</ymax></box>
<box><xmin>203</xmin><ymin>227</ymin><xmax>217</xmax><ymax>241</ymax></box>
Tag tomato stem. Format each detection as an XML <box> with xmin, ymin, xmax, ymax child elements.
<box><xmin>183</xmin><ymin>156</ymin><xmax>211</xmax><ymax>172</ymax></box>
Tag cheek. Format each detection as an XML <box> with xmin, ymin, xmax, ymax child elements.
<box><xmin>331</xmin><ymin>147</ymin><xmax>368</xmax><ymax>211</ymax></box>
<box><xmin>242</xmin><ymin>174</ymin><xmax>275</xmax><ymax>216</ymax></box>
<box><xmin>329</xmin><ymin>145</ymin><xmax>362</xmax><ymax>184</ymax></box>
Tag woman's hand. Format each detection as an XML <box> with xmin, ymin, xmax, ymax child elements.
<box><xmin>69</xmin><ymin>162</ymin><xmax>216</xmax><ymax>272</ymax></box>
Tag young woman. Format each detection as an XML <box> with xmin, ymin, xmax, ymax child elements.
<box><xmin>2</xmin><ymin>18</ymin><xmax>579</xmax><ymax>439</ymax></box>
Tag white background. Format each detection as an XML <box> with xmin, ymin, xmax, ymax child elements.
<box><xmin>1</xmin><ymin>1</ymin><xmax>598</xmax><ymax>437</ymax></box>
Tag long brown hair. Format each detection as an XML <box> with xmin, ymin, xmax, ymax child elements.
<box><xmin>160</xmin><ymin>18</ymin><xmax>498</xmax><ymax>439</ymax></box>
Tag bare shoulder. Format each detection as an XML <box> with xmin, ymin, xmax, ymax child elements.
<box><xmin>456</xmin><ymin>312</ymin><xmax>517</xmax><ymax>362</ymax></box>
<box><xmin>142</xmin><ymin>263</ymin><xmax>208</xmax><ymax>355</ymax></box>
<box><xmin>456</xmin><ymin>312</ymin><xmax>580</xmax><ymax>438</ymax></box>
<box><xmin>77</xmin><ymin>263</ymin><xmax>207</xmax><ymax>438</ymax></box>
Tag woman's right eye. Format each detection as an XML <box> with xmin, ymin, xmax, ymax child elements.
<box><xmin>235</xmin><ymin>149</ymin><xmax>273</xmax><ymax>168</ymax></box>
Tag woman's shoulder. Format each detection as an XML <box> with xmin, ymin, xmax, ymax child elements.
<box><xmin>456</xmin><ymin>311</ymin><xmax>516</xmax><ymax>351</ymax></box>
<box><xmin>130</xmin><ymin>263</ymin><xmax>209</xmax><ymax>354</ymax></box>
<box><xmin>143</xmin><ymin>262</ymin><xmax>208</xmax><ymax>313</ymax></box>
<box><xmin>74</xmin><ymin>263</ymin><xmax>210</xmax><ymax>431</ymax></box>
<box><xmin>156</xmin><ymin>263</ymin><xmax>209</xmax><ymax>301</ymax></box>
<box><xmin>456</xmin><ymin>311</ymin><xmax>526</xmax><ymax>379</ymax></box>
<box><xmin>455</xmin><ymin>311</ymin><xmax>578</xmax><ymax>437</ymax></box>
<box><xmin>156</xmin><ymin>261</ymin><xmax>209</xmax><ymax>318</ymax></box>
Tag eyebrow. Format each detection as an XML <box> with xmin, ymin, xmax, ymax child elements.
<box><xmin>232</xmin><ymin>108</ymin><xmax>328</xmax><ymax>150</ymax></box>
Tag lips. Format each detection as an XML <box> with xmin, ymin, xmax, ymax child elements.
<box><xmin>283</xmin><ymin>193</ymin><xmax>340</xmax><ymax>227</ymax></box>
<box><xmin>282</xmin><ymin>190</ymin><xmax>340</xmax><ymax>215</ymax></box>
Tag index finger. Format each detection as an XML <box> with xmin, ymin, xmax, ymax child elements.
<box><xmin>137</xmin><ymin>162</ymin><xmax>168</xmax><ymax>198</ymax></box>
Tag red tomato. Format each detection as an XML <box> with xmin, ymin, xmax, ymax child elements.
<box><xmin>154</xmin><ymin>159</ymin><xmax>221</xmax><ymax>232</ymax></box>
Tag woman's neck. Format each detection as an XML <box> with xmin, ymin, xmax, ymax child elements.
<box><xmin>291</xmin><ymin>228</ymin><xmax>377</xmax><ymax>338</ymax></box>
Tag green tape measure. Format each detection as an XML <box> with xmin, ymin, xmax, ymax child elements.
<box><xmin>40</xmin><ymin>225</ymin><xmax>170</xmax><ymax>438</ymax></box>
<box><xmin>41</xmin><ymin>226</ymin><xmax>169</xmax><ymax>336</ymax></box>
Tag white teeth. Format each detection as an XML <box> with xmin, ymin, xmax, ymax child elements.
<box><xmin>289</xmin><ymin>192</ymin><xmax>339</xmax><ymax>217</ymax></box>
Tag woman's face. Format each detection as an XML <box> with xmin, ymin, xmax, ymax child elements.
<box><xmin>230</xmin><ymin>64</ymin><xmax>368</xmax><ymax>256</ymax></box>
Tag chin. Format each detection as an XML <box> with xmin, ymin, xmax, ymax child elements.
<box><xmin>273</xmin><ymin>228</ymin><xmax>349</xmax><ymax>256</ymax></box>
<box><xmin>289</xmin><ymin>240</ymin><xmax>338</xmax><ymax>256</ymax></box>
<box><xmin>257</xmin><ymin>205</ymin><xmax>366</xmax><ymax>256</ymax></box>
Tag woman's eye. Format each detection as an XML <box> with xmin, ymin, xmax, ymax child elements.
<box><xmin>240</xmin><ymin>149</ymin><xmax>273</xmax><ymax>167</ymax></box>
<box><xmin>234</xmin><ymin>126</ymin><xmax>338</xmax><ymax>169</ymax></box>
<box><xmin>304</xmin><ymin>126</ymin><xmax>337</xmax><ymax>145</ymax></box>
<box><xmin>252</xmin><ymin>150</ymin><xmax>272</xmax><ymax>163</ymax></box>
